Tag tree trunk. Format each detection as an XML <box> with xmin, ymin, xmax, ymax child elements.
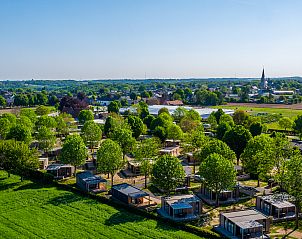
<box><xmin>257</xmin><ymin>178</ymin><xmax>260</xmax><ymax>187</ymax></box>
<box><xmin>236</xmin><ymin>158</ymin><xmax>239</xmax><ymax>166</ymax></box>
<box><xmin>144</xmin><ymin>173</ymin><xmax>147</xmax><ymax>189</ymax></box>
<box><xmin>215</xmin><ymin>192</ymin><xmax>220</xmax><ymax>207</ymax></box>
<box><xmin>111</xmin><ymin>173</ymin><xmax>114</xmax><ymax>187</ymax></box>
<box><xmin>74</xmin><ymin>165</ymin><xmax>77</xmax><ymax>177</ymax></box>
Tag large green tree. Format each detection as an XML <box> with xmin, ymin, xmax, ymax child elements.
<box><xmin>199</xmin><ymin>153</ymin><xmax>236</xmax><ymax>206</ymax></box>
<box><xmin>240</xmin><ymin>134</ymin><xmax>275</xmax><ymax>186</ymax></box>
<box><xmin>36</xmin><ymin>126</ymin><xmax>56</xmax><ymax>156</ymax></box>
<box><xmin>81</xmin><ymin>120</ymin><xmax>102</xmax><ymax>151</ymax></box>
<box><xmin>60</xmin><ymin>135</ymin><xmax>88</xmax><ymax>175</ymax></box>
<box><xmin>96</xmin><ymin>139</ymin><xmax>124</xmax><ymax>186</ymax></box>
<box><xmin>166</xmin><ymin>124</ymin><xmax>183</xmax><ymax>141</ymax></box>
<box><xmin>108</xmin><ymin>100</ymin><xmax>121</xmax><ymax>114</ymax></box>
<box><xmin>284</xmin><ymin>154</ymin><xmax>302</xmax><ymax>228</ymax></box>
<box><xmin>223</xmin><ymin>125</ymin><xmax>252</xmax><ymax>164</ymax></box>
<box><xmin>127</xmin><ymin>115</ymin><xmax>144</xmax><ymax>139</ymax></box>
<box><xmin>278</xmin><ymin>117</ymin><xmax>293</xmax><ymax>131</ymax></box>
<box><xmin>0</xmin><ymin>140</ymin><xmax>39</xmax><ymax>180</ymax></box>
<box><xmin>78</xmin><ymin>109</ymin><xmax>94</xmax><ymax>124</ymax></box>
<box><xmin>135</xmin><ymin>138</ymin><xmax>160</xmax><ymax>188</ymax></box>
<box><xmin>196</xmin><ymin>138</ymin><xmax>236</xmax><ymax>163</ymax></box>
<box><xmin>151</xmin><ymin>155</ymin><xmax>185</xmax><ymax>195</ymax></box>
<box><xmin>6</xmin><ymin>124</ymin><xmax>32</xmax><ymax>144</ymax></box>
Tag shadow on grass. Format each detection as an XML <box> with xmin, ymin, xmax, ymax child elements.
<box><xmin>13</xmin><ymin>181</ymin><xmax>53</xmax><ymax>191</ymax></box>
<box><xmin>105</xmin><ymin>211</ymin><xmax>145</xmax><ymax>226</ymax></box>
<box><xmin>0</xmin><ymin>181</ymin><xmax>21</xmax><ymax>191</ymax></box>
<box><xmin>47</xmin><ymin>193</ymin><xmax>84</xmax><ymax>206</ymax></box>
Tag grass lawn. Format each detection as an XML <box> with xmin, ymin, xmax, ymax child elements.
<box><xmin>212</xmin><ymin>105</ymin><xmax>302</xmax><ymax>119</ymax></box>
<box><xmin>0</xmin><ymin>171</ymin><xmax>203</xmax><ymax>239</ymax></box>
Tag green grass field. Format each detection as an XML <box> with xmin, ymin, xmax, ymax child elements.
<box><xmin>0</xmin><ymin>171</ymin><xmax>202</xmax><ymax>239</ymax></box>
<box><xmin>212</xmin><ymin>105</ymin><xmax>302</xmax><ymax>119</ymax></box>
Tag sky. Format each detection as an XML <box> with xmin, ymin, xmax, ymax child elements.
<box><xmin>0</xmin><ymin>0</ymin><xmax>302</xmax><ymax>80</ymax></box>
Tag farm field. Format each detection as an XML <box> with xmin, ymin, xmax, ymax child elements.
<box><xmin>0</xmin><ymin>171</ymin><xmax>202</xmax><ymax>239</ymax></box>
<box><xmin>212</xmin><ymin>103</ymin><xmax>302</xmax><ymax>118</ymax></box>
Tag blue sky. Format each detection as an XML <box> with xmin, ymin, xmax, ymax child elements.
<box><xmin>0</xmin><ymin>0</ymin><xmax>301</xmax><ymax>79</ymax></box>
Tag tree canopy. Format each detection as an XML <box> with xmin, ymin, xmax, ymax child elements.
<box><xmin>199</xmin><ymin>153</ymin><xmax>236</xmax><ymax>206</ymax></box>
<box><xmin>151</xmin><ymin>155</ymin><xmax>185</xmax><ymax>195</ymax></box>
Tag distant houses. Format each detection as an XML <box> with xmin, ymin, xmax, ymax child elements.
<box><xmin>159</xmin><ymin>146</ymin><xmax>180</xmax><ymax>157</ymax></box>
<box><xmin>76</xmin><ymin>171</ymin><xmax>107</xmax><ymax>193</ymax></box>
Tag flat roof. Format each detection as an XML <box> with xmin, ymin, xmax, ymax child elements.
<box><xmin>259</xmin><ymin>194</ymin><xmax>295</xmax><ymax>209</ymax></box>
<box><xmin>159</xmin><ymin>146</ymin><xmax>180</xmax><ymax>152</ymax></box>
<box><xmin>112</xmin><ymin>183</ymin><xmax>149</xmax><ymax>199</ymax></box>
<box><xmin>46</xmin><ymin>164</ymin><xmax>72</xmax><ymax>170</ymax></box>
<box><xmin>236</xmin><ymin>220</ymin><xmax>263</xmax><ymax>230</ymax></box>
<box><xmin>221</xmin><ymin>210</ymin><xmax>267</xmax><ymax>226</ymax></box>
<box><xmin>164</xmin><ymin>194</ymin><xmax>200</xmax><ymax>206</ymax></box>
<box><xmin>77</xmin><ymin>171</ymin><xmax>107</xmax><ymax>184</ymax></box>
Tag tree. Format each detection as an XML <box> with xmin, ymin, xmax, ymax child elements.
<box><xmin>196</xmin><ymin>139</ymin><xmax>236</xmax><ymax>163</ymax></box>
<box><xmin>110</xmin><ymin>125</ymin><xmax>136</xmax><ymax>159</ymax></box>
<box><xmin>143</xmin><ymin>115</ymin><xmax>155</xmax><ymax>129</ymax></box>
<box><xmin>158</xmin><ymin>107</ymin><xmax>170</xmax><ymax>116</ymax></box>
<box><xmin>81</xmin><ymin>120</ymin><xmax>102</xmax><ymax>151</ymax></box>
<box><xmin>153</xmin><ymin>126</ymin><xmax>167</xmax><ymax>142</ymax></box>
<box><xmin>233</xmin><ymin>110</ymin><xmax>249</xmax><ymax>125</ymax></box>
<box><xmin>1</xmin><ymin>113</ymin><xmax>17</xmax><ymax>125</ymax></box>
<box><xmin>127</xmin><ymin>115</ymin><xmax>144</xmax><ymax>138</ymax></box>
<box><xmin>130</xmin><ymin>92</ymin><xmax>137</xmax><ymax>100</ymax></box>
<box><xmin>279</xmin><ymin>117</ymin><xmax>293</xmax><ymax>131</ymax></box>
<box><xmin>0</xmin><ymin>95</ymin><xmax>7</xmax><ymax>107</ymax></box>
<box><xmin>219</xmin><ymin>114</ymin><xmax>234</xmax><ymax>126</ymax></box>
<box><xmin>166</xmin><ymin>124</ymin><xmax>183</xmax><ymax>141</ymax></box>
<box><xmin>199</xmin><ymin>153</ymin><xmax>236</xmax><ymax>206</ymax></box>
<box><xmin>223</xmin><ymin>125</ymin><xmax>252</xmax><ymax>164</ymax></box>
<box><xmin>60</xmin><ymin>135</ymin><xmax>88</xmax><ymax>175</ymax></box>
<box><xmin>96</xmin><ymin>139</ymin><xmax>124</xmax><ymax>186</ymax></box>
<box><xmin>0</xmin><ymin>118</ymin><xmax>11</xmax><ymax>139</ymax></box>
<box><xmin>78</xmin><ymin>109</ymin><xmax>94</xmax><ymax>124</ymax></box>
<box><xmin>150</xmin><ymin>113</ymin><xmax>173</xmax><ymax>130</ymax></box>
<box><xmin>17</xmin><ymin>116</ymin><xmax>34</xmax><ymax>132</ymax></box>
<box><xmin>20</xmin><ymin>108</ymin><xmax>37</xmax><ymax>123</ymax></box>
<box><xmin>55</xmin><ymin>113</ymin><xmax>73</xmax><ymax>137</ymax></box>
<box><xmin>104</xmin><ymin>115</ymin><xmax>124</xmax><ymax>137</ymax></box>
<box><xmin>173</xmin><ymin>107</ymin><xmax>188</xmax><ymax>121</ymax></box>
<box><xmin>207</xmin><ymin>113</ymin><xmax>218</xmax><ymax>129</ymax></box>
<box><xmin>216</xmin><ymin>122</ymin><xmax>231</xmax><ymax>140</ymax></box>
<box><xmin>137</xmin><ymin>101</ymin><xmax>149</xmax><ymax>119</ymax></box>
<box><xmin>293</xmin><ymin>115</ymin><xmax>302</xmax><ymax>135</ymax></box>
<box><xmin>0</xmin><ymin>140</ymin><xmax>39</xmax><ymax>179</ymax></box>
<box><xmin>35</xmin><ymin>105</ymin><xmax>51</xmax><ymax>116</ymax></box>
<box><xmin>284</xmin><ymin>154</ymin><xmax>302</xmax><ymax>228</ymax></box>
<box><xmin>36</xmin><ymin>126</ymin><xmax>56</xmax><ymax>155</ymax></box>
<box><xmin>6</xmin><ymin>124</ymin><xmax>32</xmax><ymax>144</ymax></box>
<box><xmin>249</xmin><ymin>122</ymin><xmax>263</xmax><ymax>137</ymax></box>
<box><xmin>108</xmin><ymin>100</ymin><xmax>121</xmax><ymax>114</ymax></box>
<box><xmin>135</xmin><ymin>138</ymin><xmax>160</xmax><ymax>188</ymax></box>
<box><xmin>36</xmin><ymin>115</ymin><xmax>57</xmax><ymax>129</ymax></box>
<box><xmin>240</xmin><ymin>134</ymin><xmax>275</xmax><ymax>187</ymax></box>
<box><xmin>151</xmin><ymin>155</ymin><xmax>185</xmax><ymax>195</ymax></box>
<box><xmin>213</xmin><ymin>109</ymin><xmax>225</xmax><ymax>123</ymax></box>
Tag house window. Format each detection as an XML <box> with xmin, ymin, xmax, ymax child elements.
<box><xmin>263</xmin><ymin>203</ymin><xmax>270</xmax><ymax>214</ymax></box>
<box><xmin>227</xmin><ymin>221</ymin><xmax>234</xmax><ymax>234</ymax></box>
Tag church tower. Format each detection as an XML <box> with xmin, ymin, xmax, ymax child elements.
<box><xmin>260</xmin><ymin>68</ymin><xmax>268</xmax><ymax>89</ymax></box>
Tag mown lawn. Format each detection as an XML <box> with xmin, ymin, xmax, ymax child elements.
<box><xmin>212</xmin><ymin>105</ymin><xmax>302</xmax><ymax>119</ymax></box>
<box><xmin>0</xmin><ymin>171</ymin><xmax>202</xmax><ymax>239</ymax></box>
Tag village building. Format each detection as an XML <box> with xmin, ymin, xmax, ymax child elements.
<box><xmin>216</xmin><ymin>209</ymin><xmax>270</xmax><ymax>239</ymax></box>
<box><xmin>111</xmin><ymin>183</ymin><xmax>152</xmax><ymax>206</ymax></box>
<box><xmin>159</xmin><ymin>194</ymin><xmax>202</xmax><ymax>221</ymax></box>
<box><xmin>76</xmin><ymin>171</ymin><xmax>107</xmax><ymax>193</ymax></box>
<box><xmin>46</xmin><ymin>164</ymin><xmax>74</xmax><ymax>179</ymax></box>
<box><xmin>159</xmin><ymin>146</ymin><xmax>180</xmax><ymax>157</ymax></box>
<box><xmin>256</xmin><ymin>194</ymin><xmax>296</xmax><ymax>221</ymax></box>
<box><xmin>164</xmin><ymin>139</ymin><xmax>181</xmax><ymax>147</ymax></box>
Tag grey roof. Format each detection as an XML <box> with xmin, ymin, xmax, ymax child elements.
<box><xmin>236</xmin><ymin>220</ymin><xmax>263</xmax><ymax>230</ymax></box>
<box><xmin>77</xmin><ymin>171</ymin><xmax>107</xmax><ymax>184</ymax></box>
<box><xmin>259</xmin><ymin>194</ymin><xmax>295</xmax><ymax>209</ymax></box>
<box><xmin>46</xmin><ymin>164</ymin><xmax>72</xmax><ymax>170</ymax></box>
<box><xmin>112</xmin><ymin>183</ymin><xmax>149</xmax><ymax>199</ymax></box>
<box><xmin>221</xmin><ymin>210</ymin><xmax>268</xmax><ymax>229</ymax></box>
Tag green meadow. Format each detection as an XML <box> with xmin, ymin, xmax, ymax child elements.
<box><xmin>0</xmin><ymin>171</ymin><xmax>202</xmax><ymax>239</ymax></box>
